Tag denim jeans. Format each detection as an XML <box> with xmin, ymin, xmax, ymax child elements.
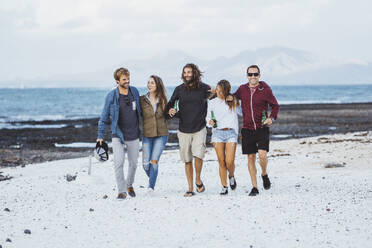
<box><xmin>142</xmin><ymin>135</ymin><xmax>168</xmax><ymax>189</ymax></box>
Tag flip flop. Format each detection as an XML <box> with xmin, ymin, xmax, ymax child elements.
<box><xmin>184</xmin><ymin>191</ymin><xmax>195</xmax><ymax>197</ymax></box>
<box><xmin>196</xmin><ymin>182</ymin><xmax>205</xmax><ymax>193</ymax></box>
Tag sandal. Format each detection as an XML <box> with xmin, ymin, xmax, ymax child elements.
<box><xmin>184</xmin><ymin>191</ymin><xmax>195</xmax><ymax>197</ymax></box>
<box><xmin>196</xmin><ymin>182</ymin><xmax>205</xmax><ymax>193</ymax></box>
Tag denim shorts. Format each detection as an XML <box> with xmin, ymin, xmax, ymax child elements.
<box><xmin>211</xmin><ymin>129</ymin><xmax>238</xmax><ymax>143</ymax></box>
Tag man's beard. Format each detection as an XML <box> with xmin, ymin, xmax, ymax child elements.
<box><xmin>184</xmin><ymin>77</ymin><xmax>194</xmax><ymax>85</ymax></box>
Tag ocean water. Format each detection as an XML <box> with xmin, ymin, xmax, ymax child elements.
<box><xmin>0</xmin><ymin>84</ymin><xmax>371</xmax><ymax>129</ymax></box>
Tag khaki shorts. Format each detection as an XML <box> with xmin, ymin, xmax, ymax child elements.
<box><xmin>177</xmin><ymin>127</ymin><xmax>207</xmax><ymax>163</ymax></box>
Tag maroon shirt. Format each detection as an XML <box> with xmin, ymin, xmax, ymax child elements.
<box><xmin>234</xmin><ymin>81</ymin><xmax>280</xmax><ymax>130</ymax></box>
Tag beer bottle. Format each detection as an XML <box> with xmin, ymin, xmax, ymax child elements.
<box><xmin>262</xmin><ymin>110</ymin><xmax>267</xmax><ymax>126</ymax></box>
<box><xmin>211</xmin><ymin>111</ymin><xmax>217</xmax><ymax>128</ymax></box>
<box><xmin>173</xmin><ymin>100</ymin><xmax>179</xmax><ymax>112</ymax></box>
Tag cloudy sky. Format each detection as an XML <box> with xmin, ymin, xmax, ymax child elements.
<box><xmin>1</xmin><ymin>0</ymin><xmax>372</xmax><ymax>84</ymax></box>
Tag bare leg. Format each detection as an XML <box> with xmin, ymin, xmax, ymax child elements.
<box><xmin>214</xmin><ymin>142</ymin><xmax>227</xmax><ymax>187</ymax></box>
<box><xmin>225</xmin><ymin>142</ymin><xmax>237</xmax><ymax>178</ymax></box>
<box><xmin>258</xmin><ymin>150</ymin><xmax>268</xmax><ymax>176</ymax></box>
<box><xmin>185</xmin><ymin>162</ymin><xmax>193</xmax><ymax>192</ymax></box>
<box><xmin>248</xmin><ymin>154</ymin><xmax>257</xmax><ymax>188</ymax></box>
<box><xmin>194</xmin><ymin>157</ymin><xmax>203</xmax><ymax>186</ymax></box>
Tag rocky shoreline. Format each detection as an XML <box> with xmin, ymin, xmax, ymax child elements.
<box><xmin>1</xmin><ymin>102</ymin><xmax>371</xmax><ymax>167</ymax></box>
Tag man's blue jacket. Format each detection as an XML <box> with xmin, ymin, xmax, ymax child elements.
<box><xmin>97</xmin><ymin>86</ymin><xmax>142</xmax><ymax>144</ymax></box>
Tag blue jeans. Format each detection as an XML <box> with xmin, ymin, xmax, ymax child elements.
<box><xmin>142</xmin><ymin>135</ymin><xmax>168</xmax><ymax>189</ymax></box>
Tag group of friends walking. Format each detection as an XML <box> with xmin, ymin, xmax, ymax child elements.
<box><xmin>97</xmin><ymin>63</ymin><xmax>280</xmax><ymax>199</ymax></box>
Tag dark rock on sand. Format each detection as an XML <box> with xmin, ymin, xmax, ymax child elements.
<box><xmin>65</xmin><ymin>174</ymin><xmax>77</xmax><ymax>182</ymax></box>
<box><xmin>324</xmin><ymin>163</ymin><xmax>345</xmax><ymax>168</ymax></box>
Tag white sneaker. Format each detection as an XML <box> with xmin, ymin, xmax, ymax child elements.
<box><xmin>147</xmin><ymin>188</ymin><xmax>154</xmax><ymax>196</ymax></box>
<box><xmin>229</xmin><ymin>176</ymin><xmax>237</xmax><ymax>190</ymax></box>
<box><xmin>220</xmin><ymin>186</ymin><xmax>228</xmax><ymax>195</ymax></box>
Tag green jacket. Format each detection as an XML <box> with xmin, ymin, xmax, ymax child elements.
<box><xmin>140</xmin><ymin>95</ymin><xmax>168</xmax><ymax>137</ymax></box>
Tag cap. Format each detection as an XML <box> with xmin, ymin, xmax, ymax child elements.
<box><xmin>94</xmin><ymin>141</ymin><xmax>109</xmax><ymax>162</ymax></box>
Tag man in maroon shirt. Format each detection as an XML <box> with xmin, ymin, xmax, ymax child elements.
<box><xmin>234</xmin><ymin>65</ymin><xmax>280</xmax><ymax>196</ymax></box>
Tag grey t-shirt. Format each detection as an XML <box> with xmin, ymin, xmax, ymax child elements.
<box><xmin>118</xmin><ymin>91</ymin><xmax>139</xmax><ymax>141</ymax></box>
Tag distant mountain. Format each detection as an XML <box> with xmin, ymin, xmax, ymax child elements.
<box><xmin>3</xmin><ymin>47</ymin><xmax>371</xmax><ymax>87</ymax></box>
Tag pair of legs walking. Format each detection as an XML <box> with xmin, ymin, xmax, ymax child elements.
<box><xmin>112</xmin><ymin>138</ymin><xmax>139</xmax><ymax>198</ymax></box>
<box><xmin>242</xmin><ymin>127</ymin><xmax>271</xmax><ymax>196</ymax></box>
<box><xmin>185</xmin><ymin>157</ymin><xmax>204</xmax><ymax>194</ymax></box>
<box><xmin>213</xmin><ymin>142</ymin><xmax>237</xmax><ymax>194</ymax></box>
<box><xmin>248</xmin><ymin>150</ymin><xmax>268</xmax><ymax>188</ymax></box>
<box><xmin>212</xmin><ymin>129</ymin><xmax>238</xmax><ymax>195</ymax></box>
<box><xmin>178</xmin><ymin>128</ymin><xmax>207</xmax><ymax>197</ymax></box>
<box><xmin>247</xmin><ymin>150</ymin><xmax>271</xmax><ymax>196</ymax></box>
<box><xmin>142</xmin><ymin>135</ymin><xmax>168</xmax><ymax>191</ymax></box>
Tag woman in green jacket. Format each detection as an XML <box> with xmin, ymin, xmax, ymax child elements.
<box><xmin>140</xmin><ymin>75</ymin><xmax>169</xmax><ymax>193</ymax></box>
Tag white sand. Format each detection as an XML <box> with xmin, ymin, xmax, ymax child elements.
<box><xmin>1</xmin><ymin>132</ymin><xmax>371</xmax><ymax>248</ymax></box>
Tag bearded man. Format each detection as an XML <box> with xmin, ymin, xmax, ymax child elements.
<box><xmin>167</xmin><ymin>63</ymin><xmax>211</xmax><ymax>197</ymax></box>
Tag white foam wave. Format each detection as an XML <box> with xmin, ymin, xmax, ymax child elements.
<box><xmin>0</xmin><ymin>124</ymin><xmax>68</xmax><ymax>129</ymax></box>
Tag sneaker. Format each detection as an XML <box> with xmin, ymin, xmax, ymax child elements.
<box><xmin>262</xmin><ymin>174</ymin><xmax>271</xmax><ymax>190</ymax></box>
<box><xmin>117</xmin><ymin>192</ymin><xmax>127</xmax><ymax>200</ymax></box>
<box><xmin>248</xmin><ymin>187</ymin><xmax>259</xmax><ymax>196</ymax></box>
<box><xmin>220</xmin><ymin>186</ymin><xmax>228</xmax><ymax>195</ymax></box>
<box><xmin>127</xmin><ymin>187</ymin><xmax>136</xmax><ymax>197</ymax></box>
<box><xmin>229</xmin><ymin>176</ymin><xmax>237</xmax><ymax>190</ymax></box>
<box><xmin>147</xmin><ymin>188</ymin><xmax>154</xmax><ymax>196</ymax></box>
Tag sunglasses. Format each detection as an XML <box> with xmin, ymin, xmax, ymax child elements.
<box><xmin>247</xmin><ymin>73</ymin><xmax>260</xmax><ymax>77</ymax></box>
<box><xmin>125</xmin><ymin>98</ymin><xmax>131</xmax><ymax>106</ymax></box>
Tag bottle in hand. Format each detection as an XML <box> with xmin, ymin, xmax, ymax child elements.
<box><xmin>174</xmin><ymin>100</ymin><xmax>179</xmax><ymax>112</ymax></box>
<box><xmin>262</xmin><ymin>110</ymin><xmax>267</xmax><ymax>126</ymax></box>
<box><xmin>211</xmin><ymin>111</ymin><xmax>217</xmax><ymax>128</ymax></box>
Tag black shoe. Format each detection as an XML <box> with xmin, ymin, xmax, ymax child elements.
<box><xmin>229</xmin><ymin>176</ymin><xmax>237</xmax><ymax>190</ymax></box>
<box><xmin>220</xmin><ymin>186</ymin><xmax>228</xmax><ymax>195</ymax></box>
<box><xmin>248</xmin><ymin>187</ymin><xmax>259</xmax><ymax>196</ymax></box>
<box><xmin>127</xmin><ymin>187</ymin><xmax>136</xmax><ymax>197</ymax></box>
<box><xmin>262</xmin><ymin>174</ymin><xmax>271</xmax><ymax>190</ymax></box>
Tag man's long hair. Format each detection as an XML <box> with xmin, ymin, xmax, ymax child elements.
<box><xmin>150</xmin><ymin>75</ymin><xmax>168</xmax><ymax>111</ymax></box>
<box><xmin>181</xmin><ymin>63</ymin><xmax>203</xmax><ymax>90</ymax></box>
<box><xmin>217</xmin><ymin>79</ymin><xmax>240</xmax><ymax>111</ymax></box>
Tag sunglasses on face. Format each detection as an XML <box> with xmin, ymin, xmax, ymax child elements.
<box><xmin>247</xmin><ymin>73</ymin><xmax>260</xmax><ymax>77</ymax></box>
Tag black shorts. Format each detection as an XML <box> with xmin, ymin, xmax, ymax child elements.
<box><xmin>241</xmin><ymin>127</ymin><xmax>270</xmax><ymax>154</ymax></box>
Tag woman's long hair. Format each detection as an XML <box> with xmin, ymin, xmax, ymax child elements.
<box><xmin>217</xmin><ymin>79</ymin><xmax>240</xmax><ymax>111</ymax></box>
<box><xmin>181</xmin><ymin>63</ymin><xmax>203</xmax><ymax>90</ymax></box>
<box><xmin>150</xmin><ymin>75</ymin><xmax>168</xmax><ymax>111</ymax></box>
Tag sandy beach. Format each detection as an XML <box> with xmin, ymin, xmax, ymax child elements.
<box><xmin>1</xmin><ymin>131</ymin><xmax>371</xmax><ymax>247</ymax></box>
<box><xmin>1</xmin><ymin>102</ymin><xmax>372</xmax><ymax>167</ymax></box>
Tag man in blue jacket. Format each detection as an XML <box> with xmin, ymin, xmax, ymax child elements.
<box><xmin>97</xmin><ymin>67</ymin><xmax>141</xmax><ymax>199</ymax></box>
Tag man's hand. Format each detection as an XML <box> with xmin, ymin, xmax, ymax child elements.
<box><xmin>168</xmin><ymin>108</ymin><xmax>176</xmax><ymax>117</ymax></box>
<box><xmin>208</xmin><ymin>120</ymin><xmax>215</xmax><ymax>126</ymax></box>
<box><xmin>226</xmin><ymin>95</ymin><xmax>233</xmax><ymax>102</ymax></box>
<box><xmin>263</xmin><ymin>117</ymin><xmax>273</xmax><ymax>126</ymax></box>
<box><xmin>96</xmin><ymin>138</ymin><xmax>103</xmax><ymax>145</ymax></box>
